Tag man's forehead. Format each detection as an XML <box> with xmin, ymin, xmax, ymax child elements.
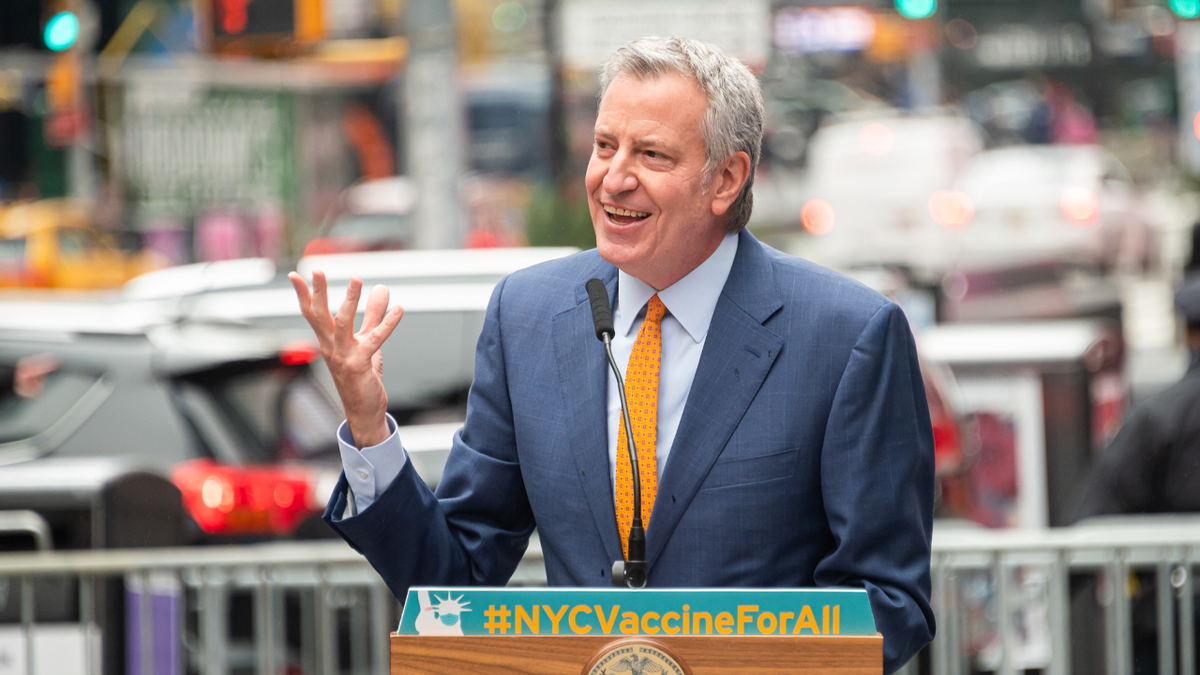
<box><xmin>600</xmin><ymin>70</ymin><xmax>705</xmax><ymax>106</ymax></box>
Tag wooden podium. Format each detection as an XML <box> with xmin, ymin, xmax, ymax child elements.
<box><xmin>389</xmin><ymin>587</ymin><xmax>883</xmax><ymax>675</ymax></box>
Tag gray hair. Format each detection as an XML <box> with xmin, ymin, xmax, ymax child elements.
<box><xmin>598</xmin><ymin>36</ymin><xmax>763</xmax><ymax>233</ymax></box>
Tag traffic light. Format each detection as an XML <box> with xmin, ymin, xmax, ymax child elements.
<box><xmin>204</xmin><ymin>0</ymin><xmax>324</xmax><ymax>54</ymax></box>
<box><xmin>1172</xmin><ymin>0</ymin><xmax>1200</xmax><ymax>19</ymax></box>
<box><xmin>895</xmin><ymin>0</ymin><xmax>936</xmax><ymax>20</ymax></box>
<box><xmin>44</xmin><ymin>11</ymin><xmax>81</xmax><ymax>51</ymax></box>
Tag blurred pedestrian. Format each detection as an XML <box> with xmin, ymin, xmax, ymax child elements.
<box><xmin>1077</xmin><ymin>275</ymin><xmax>1200</xmax><ymax>516</ymax></box>
<box><xmin>1074</xmin><ymin>275</ymin><xmax>1200</xmax><ymax>675</ymax></box>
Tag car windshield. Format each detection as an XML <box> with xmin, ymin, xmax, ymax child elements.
<box><xmin>179</xmin><ymin>362</ymin><xmax>342</xmax><ymax>465</ymax></box>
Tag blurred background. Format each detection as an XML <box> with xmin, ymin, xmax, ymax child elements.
<box><xmin>2</xmin><ymin>0</ymin><xmax>1200</xmax><ymax>672</ymax></box>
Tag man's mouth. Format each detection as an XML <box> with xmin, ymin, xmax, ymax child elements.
<box><xmin>603</xmin><ymin>204</ymin><xmax>650</xmax><ymax>225</ymax></box>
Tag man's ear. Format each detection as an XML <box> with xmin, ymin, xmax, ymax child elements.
<box><xmin>710</xmin><ymin>151</ymin><xmax>752</xmax><ymax>217</ymax></box>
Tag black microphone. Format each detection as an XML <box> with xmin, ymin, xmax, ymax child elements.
<box><xmin>585</xmin><ymin>278</ymin><xmax>647</xmax><ymax>589</ymax></box>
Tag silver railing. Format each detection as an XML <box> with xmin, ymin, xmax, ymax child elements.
<box><xmin>0</xmin><ymin>535</ymin><xmax>549</xmax><ymax>675</ymax></box>
<box><xmin>4</xmin><ymin>518</ymin><xmax>1200</xmax><ymax>675</ymax></box>
<box><xmin>0</xmin><ymin>541</ymin><xmax>395</xmax><ymax>675</ymax></box>
<box><xmin>921</xmin><ymin>515</ymin><xmax>1200</xmax><ymax>675</ymax></box>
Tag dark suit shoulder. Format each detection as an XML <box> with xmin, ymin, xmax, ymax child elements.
<box><xmin>756</xmin><ymin>241</ymin><xmax>896</xmax><ymax>333</ymax></box>
<box><xmin>491</xmin><ymin>248</ymin><xmax>612</xmax><ymax>316</ymax></box>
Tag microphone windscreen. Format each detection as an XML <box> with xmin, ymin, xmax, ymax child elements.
<box><xmin>585</xmin><ymin>278</ymin><xmax>614</xmax><ymax>341</ymax></box>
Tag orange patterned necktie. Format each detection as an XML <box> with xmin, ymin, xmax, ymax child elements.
<box><xmin>615</xmin><ymin>294</ymin><xmax>666</xmax><ymax>560</ymax></box>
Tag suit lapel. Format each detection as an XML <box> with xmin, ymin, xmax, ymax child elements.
<box><xmin>552</xmin><ymin>266</ymin><xmax>625</xmax><ymax>564</ymax></box>
<box><xmin>646</xmin><ymin>231</ymin><xmax>784</xmax><ymax>569</ymax></box>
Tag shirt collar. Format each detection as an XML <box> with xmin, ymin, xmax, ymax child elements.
<box><xmin>615</xmin><ymin>232</ymin><xmax>739</xmax><ymax>343</ymax></box>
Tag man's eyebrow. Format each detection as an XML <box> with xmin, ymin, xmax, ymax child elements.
<box><xmin>593</xmin><ymin>128</ymin><xmax>679</xmax><ymax>153</ymax></box>
<box><xmin>631</xmin><ymin>136</ymin><xmax>678</xmax><ymax>153</ymax></box>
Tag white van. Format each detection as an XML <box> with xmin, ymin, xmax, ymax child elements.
<box><xmin>800</xmin><ymin>113</ymin><xmax>985</xmax><ymax>282</ymax></box>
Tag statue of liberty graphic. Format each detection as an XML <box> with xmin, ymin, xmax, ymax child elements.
<box><xmin>413</xmin><ymin>590</ymin><xmax>471</xmax><ymax>636</ymax></box>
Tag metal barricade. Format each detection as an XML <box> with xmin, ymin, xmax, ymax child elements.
<box><xmin>6</xmin><ymin>517</ymin><xmax>1200</xmax><ymax>675</ymax></box>
<box><xmin>923</xmin><ymin>516</ymin><xmax>1200</xmax><ymax>675</ymax></box>
<box><xmin>0</xmin><ymin>542</ymin><xmax>400</xmax><ymax>675</ymax></box>
<box><xmin>0</xmin><ymin>535</ymin><xmax>548</xmax><ymax>675</ymax></box>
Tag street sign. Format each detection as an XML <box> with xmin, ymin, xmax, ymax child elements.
<box><xmin>560</xmin><ymin>0</ymin><xmax>768</xmax><ymax>70</ymax></box>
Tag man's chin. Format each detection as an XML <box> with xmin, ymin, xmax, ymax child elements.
<box><xmin>595</xmin><ymin>239</ymin><xmax>645</xmax><ymax>275</ymax></box>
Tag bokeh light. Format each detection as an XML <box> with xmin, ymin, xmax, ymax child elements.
<box><xmin>928</xmin><ymin>191</ymin><xmax>974</xmax><ymax>228</ymax></box>
<box><xmin>1171</xmin><ymin>0</ymin><xmax>1200</xmax><ymax>18</ymax></box>
<box><xmin>945</xmin><ymin>19</ymin><xmax>978</xmax><ymax>50</ymax></box>
<box><xmin>44</xmin><ymin>12</ymin><xmax>80</xmax><ymax>52</ymax></box>
<box><xmin>895</xmin><ymin>0</ymin><xmax>937</xmax><ymax>20</ymax></box>
<box><xmin>859</xmin><ymin>123</ymin><xmax>895</xmax><ymax>156</ymax></box>
<box><xmin>801</xmin><ymin>199</ymin><xmax>835</xmax><ymax>235</ymax></box>
<box><xmin>493</xmin><ymin>2</ymin><xmax>528</xmax><ymax>32</ymax></box>
<box><xmin>1060</xmin><ymin>187</ymin><xmax>1099</xmax><ymax>225</ymax></box>
<box><xmin>274</xmin><ymin>483</ymin><xmax>295</xmax><ymax>508</ymax></box>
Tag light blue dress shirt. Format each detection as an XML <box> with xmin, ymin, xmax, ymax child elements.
<box><xmin>338</xmin><ymin>232</ymin><xmax>739</xmax><ymax>515</ymax></box>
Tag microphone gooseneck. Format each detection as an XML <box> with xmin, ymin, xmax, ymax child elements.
<box><xmin>585</xmin><ymin>278</ymin><xmax>648</xmax><ymax>589</ymax></box>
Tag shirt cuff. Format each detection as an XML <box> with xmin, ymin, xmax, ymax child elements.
<box><xmin>337</xmin><ymin>414</ymin><xmax>408</xmax><ymax>515</ymax></box>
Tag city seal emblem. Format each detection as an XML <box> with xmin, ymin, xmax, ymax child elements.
<box><xmin>582</xmin><ymin>638</ymin><xmax>691</xmax><ymax>675</ymax></box>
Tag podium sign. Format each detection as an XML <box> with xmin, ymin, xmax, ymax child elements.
<box><xmin>399</xmin><ymin>587</ymin><xmax>875</xmax><ymax>637</ymax></box>
<box><xmin>392</xmin><ymin>587</ymin><xmax>882</xmax><ymax>675</ymax></box>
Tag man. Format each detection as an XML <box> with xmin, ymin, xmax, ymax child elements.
<box><xmin>290</xmin><ymin>37</ymin><xmax>935</xmax><ymax>672</ymax></box>
<box><xmin>1071</xmin><ymin>275</ymin><xmax>1200</xmax><ymax>675</ymax></box>
<box><xmin>1076</xmin><ymin>273</ymin><xmax>1200</xmax><ymax>516</ymax></box>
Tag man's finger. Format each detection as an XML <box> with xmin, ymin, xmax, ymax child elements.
<box><xmin>288</xmin><ymin>272</ymin><xmax>313</xmax><ymax>315</ymax></box>
<box><xmin>359</xmin><ymin>284</ymin><xmax>390</xmax><ymax>336</ymax></box>
<box><xmin>360</xmin><ymin>305</ymin><xmax>404</xmax><ymax>354</ymax></box>
<box><xmin>288</xmin><ymin>271</ymin><xmax>335</xmax><ymax>343</ymax></box>
<box><xmin>309</xmin><ymin>270</ymin><xmax>334</xmax><ymax>326</ymax></box>
<box><xmin>333</xmin><ymin>277</ymin><xmax>364</xmax><ymax>340</ymax></box>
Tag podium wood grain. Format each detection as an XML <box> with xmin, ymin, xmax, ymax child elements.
<box><xmin>391</xmin><ymin>633</ymin><xmax>883</xmax><ymax>675</ymax></box>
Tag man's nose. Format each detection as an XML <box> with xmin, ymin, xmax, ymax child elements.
<box><xmin>602</xmin><ymin>150</ymin><xmax>638</xmax><ymax>195</ymax></box>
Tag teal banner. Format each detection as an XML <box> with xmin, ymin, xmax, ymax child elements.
<box><xmin>398</xmin><ymin>587</ymin><xmax>876</xmax><ymax>637</ymax></box>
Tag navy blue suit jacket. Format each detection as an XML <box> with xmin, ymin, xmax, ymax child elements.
<box><xmin>325</xmin><ymin>230</ymin><xmax>936</xmax><ymax>671</ymax></box>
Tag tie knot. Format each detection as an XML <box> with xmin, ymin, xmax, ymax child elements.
<box><xmin>645</xmin><ymin>294</ymin><xmax>666</xmax><ymax>325</ymax></box>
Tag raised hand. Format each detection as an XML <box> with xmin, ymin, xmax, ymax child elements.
<box><xmin>288</xmin><ymin>270</ymin><xmax>404</xmax><ymax>448</ymax></box>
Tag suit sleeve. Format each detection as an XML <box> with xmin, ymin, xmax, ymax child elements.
<box><xmin>814</xmin><ymin>301</ymin><xmax>936</xmax><ymax>673</ymax></box>
<box><xmin>322</xmin><ymin>276</ymin><xmax>535</xmax><ymax>602</ymax></box>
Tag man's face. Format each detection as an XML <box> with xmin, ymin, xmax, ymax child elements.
<box><xmin>586</xmin><ymin>73</ymin><xmax>729</xmax><ymax>291</ymax></box>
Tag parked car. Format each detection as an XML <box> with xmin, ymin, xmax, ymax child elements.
<box><xmin>950</xmin><ymin>145</ymin><xmax>1154</xmax><ymax>274</ymax></box>
<box><xmin>0</xmin><ymin>296</ymin><xmax>344</xmax><ymax>546</ymax></box>
<box><xmin>126</xmin><ymin>247</ymin><xmax>578</xmax><ymax>420</ymax></box>
<box><xmin>0</xmin><ymin>198</ymin><xmax>162</xmax><ymax>289</ymax></box>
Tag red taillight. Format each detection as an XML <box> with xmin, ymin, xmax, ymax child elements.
<box><xmin>280</xmin><ymin>341</ymin><xmax>320</xmax><ymax>365</ymax></box>
<box><xmin>1060</xmin><ymin>187</ymin><xmax>1099</xmax><ymax>225</ymax></box>
<box><xmin>928</xmin><ymin>191</ymin><xmax>974</xmax><ymax>228</ymax></box>
<box><xmin>801</xmin><ymin>199</ymin><xmax>835</xmax><ymax>235</ymax></box>
<box><xmin>172</xmin><ymin>460</ymin><xmax>318</xmax><ymax>536</ymax></box>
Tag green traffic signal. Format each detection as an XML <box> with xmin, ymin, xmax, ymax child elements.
<box><xmin>895</xmin><ymin>0</ymin><xmax>937</xmax><ymax>19</ymax></box>
<box><xmin>44</xmin><ymin>11</ymin><xmax>80</xmax><ymax>51</ymax></box>
<box><xmin>1172</xmin><ymin>0</ymin><xmax>1200</xmax><ymax>18</ymax></box>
